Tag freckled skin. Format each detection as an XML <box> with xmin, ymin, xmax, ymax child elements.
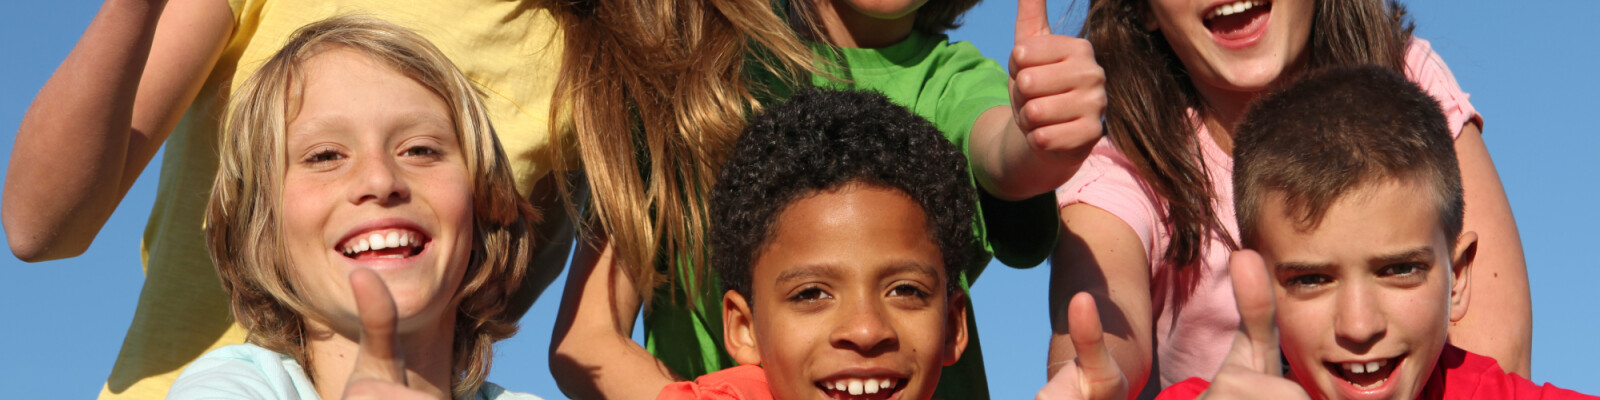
<box><xmin>281</xmin><ymin>49</ymin><xmax>475</xmax><ymax>337</ymax></box>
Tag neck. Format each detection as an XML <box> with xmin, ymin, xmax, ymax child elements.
<box><xmin>1193</xmin><ymin>84</ymin><xmax>1261</xmax><ymax>155</ymax></box>
<box><xmin>305</xmin><ymin>315</ymin><xmax>458</xmax><ymax>400</ymax></box>
<box><xmin>812</xmin><ymin>0</ymin><xmax>916</xmax><ymax>48</ymax></box>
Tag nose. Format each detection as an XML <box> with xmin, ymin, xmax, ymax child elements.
<box><xmin>829</xmin><ymin>296</ymin><xmax>899</xmax><ymax>355</ymax></box>
<box><xmin>1333</xmin><ymin>281</ymin><xmax>1387</xmax><ymax>349</ymax></box>
<box><xmin>348</xmin><ymin>153</ymin><xmax>410</xmax><ymax>205</ymax></box>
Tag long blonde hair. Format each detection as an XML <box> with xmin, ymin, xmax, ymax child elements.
<box><xmin>548</xmin><ymin>0</ymin><xmax>819</xmax><ymax>302</ymax></box>
<box><xmin>205</xmin><ymin>15</ymin><xmax>540</xmax><ymax>397</ymax></box>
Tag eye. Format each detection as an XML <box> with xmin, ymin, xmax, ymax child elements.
<box><xmin>1283</xmin><ymin>273</ymin><xmax>1332</xmax><ymax>290</ymax></box>
<box><xmin>401</xmin><ymin>145</ymin><xmax>443</xmax><ymax>158</ymax></box>
<box><xmin>889</xmin><ymin>283</ymin><xmax>929</xmax><ymax>299</ymax></box>
<box><xmin>304</xmin><ymin>147</ymin><xmax>344</xmax><ymax>165</ymax></box>
<box><xmin>1378</xmin><ymin>262</ymin><xmax>1427</xmax><ymax>277</ymax></box>
<box><xmin>789</xmin><ymin>285</ymin><xmax>833</xmax><ymax>303</ymax></box>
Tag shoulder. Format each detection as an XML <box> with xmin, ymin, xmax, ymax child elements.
<box><xmin>168</xmin><ymin>344</ymin><xmax>317</xmax><ymax>400</ymax></box>
<box><xmin>657</xmin><ymin>365</ymin><xmax>773</xmax><ymax>400</ymax></box>
<box><xmin>1403</xmin><ymin>37</ymin><xmax>1483</xmax><ymax>138</ymax></box>
<box><xmin>1432</xmin><ymin>345</ymin><xmax>1598</xmax><ymax>399</ymax></box>
<box><xmin>1057</xmin><ymin>137</ymin><xmax>1162</xmax><ymax>255</ymax></box>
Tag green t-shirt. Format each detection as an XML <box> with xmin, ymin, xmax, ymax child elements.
<box><xmin>642</xmin><ymin>31</ymin><xmax>1059</xmax><ymax>400</ymax></box>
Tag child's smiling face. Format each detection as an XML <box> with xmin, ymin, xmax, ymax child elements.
<box><xmin>1252</xmin><ymin>179</ymin><xmax>1473</xmax><ymax>400</ymax></box>
<box><xmin>724</xmin><ymin>183</ymin><xmax>966</xmax><ymax>400</ymax></box>
<box><xmin>280</xmin><ymin>48</ymin><xmax>475</xmax><ymax>337</ymax></box>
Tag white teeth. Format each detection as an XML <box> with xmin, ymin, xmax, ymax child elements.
<box><xmin>1365</xmin><ymin>361</ymin><xmax>1380</xmax><ymax>372</ymax></box>
<box><xmin>823</xmin><ymin>377</ymin><xmax>897</xmax><ymax>394</ymax></box>
<box><xmin>1208</xmin><ymin>0</ymin><xmax>1264</xmax><ymax>19</ymax></box>
<box><xmin>343</xmin><ymin>229</ymin><xmax>424</xmax><ymax>256</ymax></box>
<box><xmin>1346</xmin><ymin>362</ymin><xmax>1366</xmax><ymax>374</ymax></box>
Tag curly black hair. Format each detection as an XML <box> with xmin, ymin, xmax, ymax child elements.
<box><xmin>711</xmin><ymin>88</ymin><xmax>980</xmax><ymax>300</ymax></box>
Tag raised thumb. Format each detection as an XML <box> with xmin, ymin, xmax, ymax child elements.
<box><xmin>348</xmin><ymin>268</ymin><xmax>407</xmax><ymax>385</ymax></box>
<box><xmin>1015</xmin><ymin>0</ymin><xmax>1053</xmax><ymax>40</ymax></box>
<box><xmin>1223</xmin><ymin>250</ymin><xmax>1282</xmax><ymax>375</ymax></box>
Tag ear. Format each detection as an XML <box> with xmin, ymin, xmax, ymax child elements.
<box><xmin>723</xmin><ymin>290</ymin><xmax>763</xmax><ymax>365</ymax></box>
<box><xmin>1448</xmin><ymin>231</ymin><xmax>1478</xmax><ymax>322</ymax></box>
<box><xmin>941</xmin><ymin>290</ymin><xmax>970</xmax><ymax>367</ymax></box>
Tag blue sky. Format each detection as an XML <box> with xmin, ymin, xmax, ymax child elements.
<box><xmin>1</xmin><ymin>0</ymin><xmax>1595</xmax><ymax>398</ymax></box>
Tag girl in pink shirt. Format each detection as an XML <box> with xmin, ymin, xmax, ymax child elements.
<box><xmin>1040</xmin><ymin>0</ymin><xmax>1530</xmax><ymax>397</ymax></box>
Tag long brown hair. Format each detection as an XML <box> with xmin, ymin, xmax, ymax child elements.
<box><xmin>548</xmin><ymin>0</ymin><xmax>819</xmax><ymax>302</ymax></box>
<box><xmin>1081</xmin><ymin>0</ymin><xmax>1414</xmax><ymax>313</ymax></box>
<box><xmin>207</xmin><ymin>15</ymin><xmax>539</xmax><ymax>397</ymax></box>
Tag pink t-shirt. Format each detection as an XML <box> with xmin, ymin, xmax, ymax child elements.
<box><xmin>1054</xmin><ymin>38</ymin><xmax>1482</xmax><ymax>388</ymax></box>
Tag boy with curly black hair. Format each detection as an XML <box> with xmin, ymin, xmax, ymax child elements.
<box><xmin>657</xmin><ymin>88</ymin><xmax>979</xmax><ymax>399</ymax></box>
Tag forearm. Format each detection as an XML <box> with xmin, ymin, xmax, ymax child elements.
<box><xmin>1048</xmin><ymin>205</ymin><xmax>1154</xmax><ymax>398</ymax></box>
<box><xmin>550</xmin><ymin>328</ymin><xmax>679</xmax><ymax>399</ymax></box>
<box><xmin>550</xmin><ymin>236</ymin><xmax>678</xmax><ymax>399</ymax></box>
<box><xmin>1447</xmin><ymin>125</ymin><xmax>1532</xmax><ymax>375</ymax></box>
<box><xmin>4</xmin><ymin>0</ymin><xmax>228</xmax><ymax>261</ymax></box>
<box><xmin>4</xmin><ymin>0</ymin><xmax>168</xmax><ymax>260</ymax></box>
<box><xmin>971</xmin><ymin>107</ymin><xmax>1085</xmax><ymax>201</ymax></box>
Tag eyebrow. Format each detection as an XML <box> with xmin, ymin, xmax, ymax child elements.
<box><xmin>1374</xmin><ymin>246</ymin><xmax>1435</xmax><ymax>264</ymax></box>
<box><xmin>1274</xmin><ymin>246</ymin><xmax>1437</xmax><ymax>272</ymax></box>
<box><xmin>881</xmin><ymin>262</ymin><xmax>941</xmax><ymax>281</ymax></box>
<box><xmin>772</xmin><ymin>261</ymin><xmax>941</xmax><ymax>286</ymax></box>
<box><xmin>775</xmin><ymin>264</ymin><xmax>844</xmax><ymax>286</ymax></box>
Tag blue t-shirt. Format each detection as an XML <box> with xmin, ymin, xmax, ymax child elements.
<box><xmin>167</xmin><ymin>344</ymin><xmax>541</xmax><ymax>400</ymax></box>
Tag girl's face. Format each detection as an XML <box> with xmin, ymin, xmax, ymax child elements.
<box><xmin>1146</xmin><ymin>0</ymin><xmax>1314</xmax><ymax>97</ymax></box>
<box><xmin>281</xmin><ymin>48</ymin><xmax>475</xmax><ymax>337</ymax></box>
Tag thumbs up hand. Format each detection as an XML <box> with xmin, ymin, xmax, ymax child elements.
<box><xmin>1010</xmin><ymin>0</ymin><xmax>1104</xmax><ymax>158</ymax></box>
<box><xmin>1196</xmin><ymin>251</ymin><xmax>1309</xmax><ymax>400</ymax></box>
<box><xmin>1037</xmin><ymin>293</ymin><xmax>1128</xmax><ymax>400</ymax></box>
<box><xmin>341</xmin><ymin>269</ymin><xmax>435</xmax><ymax>400</ymax></box>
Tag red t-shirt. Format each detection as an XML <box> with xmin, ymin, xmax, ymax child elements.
<box><xmin>657</xmin><ymin>365</ymin><xmax>774</xmax><ymax>400</ymax></box>
<box><xmin>1155</xmin><ymin>345</ymin><xmax>1594</xmax><ymax>400</ymax></box>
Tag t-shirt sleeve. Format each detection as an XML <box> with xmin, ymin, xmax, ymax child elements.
<box><xmin>1405</xmin><ymin>38</ymin><xmax>1483</xmax><ymax>139</ymax></box>
<box><xmin>1152</xmin><ymin>377</ymin><xmax>1211</xmax><ymax>400</ymax></box>
<box><xmin>1056</xmin><ymin>137</ymin><xmax>1162</xmax><ymax>259</ymax></box>
<box><xmin>656</xmin><ymin>365</ymin><xmax>775</xmax><ymax>400</ymax></box>
<box><xmin>934</xmin><ymin>40</ymin><xmax>1059</xmax><ymax>269</ymax></box>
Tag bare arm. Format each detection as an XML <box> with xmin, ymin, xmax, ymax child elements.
<box><xmin>3</xmin><ymin>0</ymin><xmax>231</xmax><ymax>261</ymax></box>
<box><xmin>1446</xmin><ymin>124</ymin><xmax>1532</xmax><ymax>376</ymax></box>
<box><xmin>550</xmin><ymin>231</ymin><xmax>679</xmax><ymax>399</ymax></box>
<box><xmin>1048</xmin><ymin>204</ymin><xmax>1152</xmax><ymax>399</ymax></box>
<box><xmin>970</xmin><ymin>106</ymin><xmax>1093</xmax><ymax>201</ymax></box>
<box><xmin>970</xmin><ymin>0</ymin><xmax>1104</xmax><ymax>201</ymax></box>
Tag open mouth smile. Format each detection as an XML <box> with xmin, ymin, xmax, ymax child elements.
<box><xmin>338</xmin><ymin>228</ymin><xmax>430</xmax><ymax>259</ymax></box>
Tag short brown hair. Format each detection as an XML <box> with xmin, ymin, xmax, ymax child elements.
<box><xmin>205</xmin><ymin>15</ymin><xmax>540</xmax><ymax>397</ymax></box>
<box><xmin>1234</xmin><ymin>65</ymin><xmax>1463</xmax><ymax>248</ymax></box>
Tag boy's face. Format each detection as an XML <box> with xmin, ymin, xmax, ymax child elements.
<box><xmin>723</xmin><ymin>183</ymin><xmax>967</xmax><ymax>400</ymax></box>
<box><xmin>1252</xmin><ymin>180</ymin><xmax>1473</xmax><ymax>400</ymax></box>
<box><xmin>281</xmin><ymin>48</ymin><xmax>475</xmax><ymax>338</ymax></box>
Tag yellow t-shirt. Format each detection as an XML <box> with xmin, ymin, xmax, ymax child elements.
<box><xmin>101</xmin><ymin>1</ymin><xmax>563</xmax><ymax>399</ymax></box>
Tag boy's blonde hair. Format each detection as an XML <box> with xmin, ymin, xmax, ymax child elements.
<box><xmin>204</xmin><ymin>15</ymin><xmax>540</xmax><ymax>397</ymax></box>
